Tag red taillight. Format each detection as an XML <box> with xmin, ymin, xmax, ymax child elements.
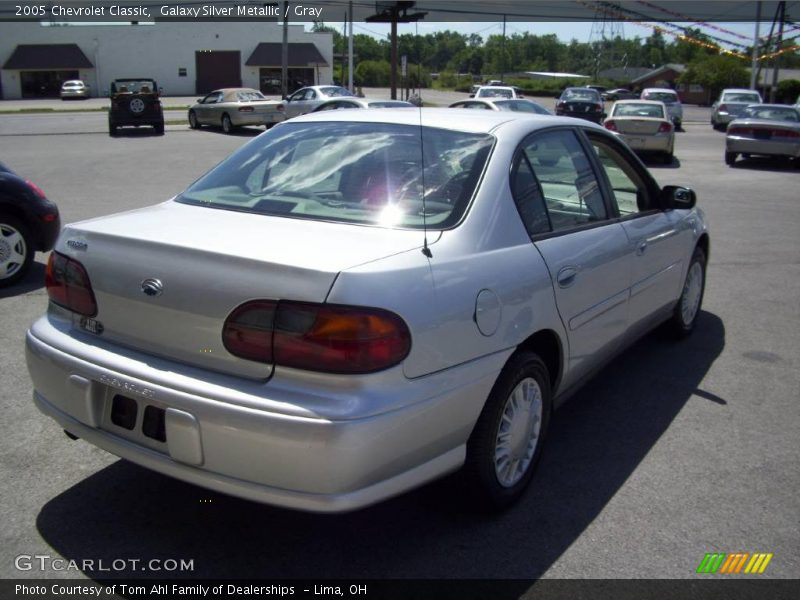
<box><xmin>658</xmin><ymin>122</ymin><xmax>673</xmax><ymax>133</ymax></box>
<box><xmin>276</xmin><ymin>104</ymin><xmax>284</xmax><ymax>112</ymax></box>
<box><xmin>222</xmin><ymin>300</ymin><xmax>411</xmax><ymax>374</ymax></box>
<box><xmin>45</xmin><ymin>252</ymin><xmax>98</xmax><ymax>316</ymax></box>
<box><xmin>557</xmin><ymin>101</ymin><xmax>566</xmax><ymax>110</ymax></box>
<box><xmin>772</xmin><ymin>129</ymin><xmax>800</xmax><ymax>138</ymax></box>
<box><xmin>718</xmin><ymin>104</ymin><xmax>728</xmax><ymax>112</ymax></box>
<box><xmin>25</xmin><ymin>180</ymin><xmax>47</xmax><ymax>199</ymax></box>
<box><xmin>593</xmin><ymin>103</ymin><xmax>603</xmax><ymax>112</ymax></box>
<box><xmin>604</xmin><ymin>120</ymin><xmax>618</xmax><ymax>132</ymax></box>
<box><xmin>238</xmin><ymin>106</ymin><xmax>255</xmax><ymax>112</ymax></box>
<box><xmin>728</xmin><ymin>127</ymin><xmax>752</xmax><ymax>137</ymax></box>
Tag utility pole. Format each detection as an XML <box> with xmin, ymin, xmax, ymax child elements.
<box><xmin>769</xmin><ymin>1</ymin><xmax>785</xmax><ymax>103</ymax></box>
<box><xmin>366</xmin><ymin>2</ymin><xmax>426</xmax><ymax>100</ymax></box>
<box><xmin>281</xmin><ymin>1</ymin><xmax>289</xmax><ymax>98</ymax></box>
<box><xmin>500</xmin><ymin>15</ymin><xmax>506</xmax><ymax>81</ymax></box>
<box><xmin>348</xmin><ymin>1</ymin><xmax>354</xmax><ymax>92</ymax></box>
<box><xmin>749</xmin><ymin>1</ymin><xmax>762</xmax><ymax>90</ymax></box>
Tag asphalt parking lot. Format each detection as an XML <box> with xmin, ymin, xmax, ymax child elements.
<box><xmin>1</xmin><ymin>101</ymin><xmax>798</xmax><ymax>586</ymax></box>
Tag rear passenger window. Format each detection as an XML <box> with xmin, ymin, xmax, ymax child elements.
<box><xmin>520</xmin><ymin>130</ymin><xmax>608</xmax><ymax>232</ymax></box>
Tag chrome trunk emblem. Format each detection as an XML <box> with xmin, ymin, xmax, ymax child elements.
<box><xmin>141</xmin><ymin>278</ymin><xmax>163</xmax><ymax>297</ymax></box>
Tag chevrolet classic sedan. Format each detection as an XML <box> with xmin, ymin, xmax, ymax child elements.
<box><xmin>26</xmin><ymin>110</ymin><xmax>709</xmax><ymax>512</ymax></box>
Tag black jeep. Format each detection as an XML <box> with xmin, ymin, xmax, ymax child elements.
<box><xmin>108</xmin><ymin>78</ymin><xmax>164</xmax><ymax>136</ymax></box>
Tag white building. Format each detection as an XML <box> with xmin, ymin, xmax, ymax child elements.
<box><xmin>0</xmin><ymin>21</ymin><xmax>333</xmax><ymax>99</ymax></box>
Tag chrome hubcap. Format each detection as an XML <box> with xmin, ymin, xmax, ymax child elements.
<box><xmin>0</xmin><ymin>224</ymin><xmax>27</xmax><ymax>279</ymax></box>
<box><xmin>681</xmin><ymin>262</ymin><xmax>703</xmax><ymax>325</ymax></box>
<box><xmin>494</xmin><ymin>377</ymin><xmax>543</xmax><ymax>488</ymax></box>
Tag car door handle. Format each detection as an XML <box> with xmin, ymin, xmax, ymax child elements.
<box><xmin>636</xmin><ymin>241</ymin><xmax>648</xmax><ymax>256</ymax></box>
<box><xmin>557</xmin><ymin>266</ymin><xmax>579</xmax><ymax>288</ymax></box>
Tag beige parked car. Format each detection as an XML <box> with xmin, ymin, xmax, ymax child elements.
<box><xmin>188</xmin><ymin>88</ymin><xmax>285</xmax><ymax>133</ymax></box>
<box><xmin>604</xmin><ymin>100</ymin><xmax>675</xmax><ymax>163</ymax></box>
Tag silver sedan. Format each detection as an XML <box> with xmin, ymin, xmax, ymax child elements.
<box><xmin>283</xmin><ymin>85</ymin><xmax>355</xmax><ymax>118</ymax></box>
<box><xmin>312</xmin><ymin>97</ymin><xmax>414</xmax><ymax>112</ymax></box>
<box><xmin>26</xmin><ymin>109</ymin><xmax>708</xmax><ymax>513</ymax></box>
<box><xmin>449</xmin><ymin>98</ymin><xmax>552</xmax><ymax>115</ymax></box>
<box><xmin>188</xmin><ymin>88</ymin><xmax>285</xmax><ymax>133</ymax></box>
<box><xmin>725</xmin><ymin>104</ymin><xmax>800</xmax><ymax>166</ymax></box>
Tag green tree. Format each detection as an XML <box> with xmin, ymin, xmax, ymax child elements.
<box><xmin>679</xmin><ymin>55</ymin><xmax>750</xmax><ymax>99</ymax></box>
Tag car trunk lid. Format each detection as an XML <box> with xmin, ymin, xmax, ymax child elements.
<box><xmin>56</xmin><ymin>201</ymin><xmax>426</xmax><ymax>379</ymax></box>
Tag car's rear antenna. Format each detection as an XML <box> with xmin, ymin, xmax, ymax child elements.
<box><xmin>418</xmin><ymin>95</ymin><xmax>432</xmax><ymax>258</ymax></box>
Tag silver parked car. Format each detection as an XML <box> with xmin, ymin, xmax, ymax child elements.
<box><xmin>26</xmin><ymin>110</ymin><xmax>709</xmax><ymax>513</ymax></box>
<box><xmin>59</xmin><ymin>80</ymin><xmax>90</xmax><ymax>100</ymax></box>
<box><xmin>449</xmin><ymin>98</ymin><xmax>552</xmax><ymax>115</ymax></box>
<box><xmin>188</xmin><ymin>88</ymin><xmax>285</xmax><ymax>133</ymax></box>
<box><xmin>312</xmin><ymin>97</ymin><xmax>414</xmax><ymax>111</ymax></box>
<box><xmin>604</xmin><ymin>100</ymin><xmax>675</xmax><ymax>163</ymax></box>
<box><xmin>711</xmin><ymin>88</ymin><xmax>763</xmax><ymax>130</ymax></box>
<box><xmin>725</xmin><ymin>104</ymin><xmax>800</xmax><ymax>166</ymax></box>
<box><xmin>640</xmin><ymin>88</ymin><xmax>683</xmax><ymax>129</ymax></box>
<box><xmin>283</xmin><ymin>85</ymin><xmax>355</xmax><ymax>118</ymax></box>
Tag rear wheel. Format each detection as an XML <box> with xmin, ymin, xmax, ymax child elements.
<box><xmin>725</xmin><ymin>151</ymin><xmax>737</xmax><ymax>166</ymax></box>
<box><xmin>221</xmin><ymin>114</ymin><xmax>233</xmax><ymax>134</ymax></box>
<box><xmin>463</xmin><ymin>352</ymin><xmax>552</xmax><ymax>510</ymax></box>
<box><xmin>154</xmin><ymin>121</ymin><xmax>165</xmax><ymax>135</ymax></box>
<box><xmin>0</xmin><ymin>215</ymin><xmax>33</xmax><ymax>287</ymax></box>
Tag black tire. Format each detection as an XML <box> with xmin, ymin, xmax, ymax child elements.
<box><xmin>154</xmin><ymin>121</ymin><xmax>165</xmax><ymax>135</ymax></box>
<box><xmin>0</xmin><ymin>215</ymin><xmax>34</xmax><ymax>287</ymax></box>
<box><xmin>109</xmin><ymin>124</ymin><xmax>118</xmax><ymax>137</ymax></box>
<box><xmin>662</xmin><ymin>151</ymin><xmax>673</xmax><ymax>165</ymax></box>
<box><xmin>725</xmin><ymin>151</ymin><xmax>737</xmax><ymax>166</ymax></box>
<box><xmin>667</xmin><ymin>247</ymin><xmax>706</xmax><ymax>338</ymax></box>
<box><xmin>463</xmin><ymin>351</ymin><xmax>552</xmax><ymax>510</ymax></box>
<box><xmin>221</xmin><ymin>114</ymin><xmax>233</xmax><ymax>134</ymax></box>
<box><xmin>188</xmin><ymin>110</ymin><xmax>199</xmax><ymax>129</ymax></box>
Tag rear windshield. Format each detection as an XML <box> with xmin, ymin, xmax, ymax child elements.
<box><xmin>642</xmin><ymin>91</ymin><xmax>678</xmax><ymax>103</ymax></box>
<box><xmin>236</xmin><ymin>91</ymin><xmax>266</xmax><ymax>101</ymax></box>
<box><xmin>612</xmin><ymin>103</ymin><xmax>665</xmax><ymax>118</ymax></box>
<box><xmin>562</xmin><ymin>89</ymin><xmax>600</xmax><ymax>101</ymax></box>
<box><xmin>477</xmin><ymin>88</ymin><xmax>514</xmax><ymax>98</ymax></box>
<box><xmin>177</xmin><ymin>122</ymin><xmax>494</xmax><ymax>229</ymax></box>
<box><xmin>494</xmin><ymin>100</ymin><xmax>549</xmax><ymax>114</ymax></box>
<box><xmin>722</xmin><ymin>92</ymin><xmax>761</xmax><ymax>103</ymax></box>
<box><xmin>743</xmin><ymin>106</ymin><xmax>799</xmax><ymax>121</ymax></box>
<box><xmin>320</xmin><ymin>86</ymin><xmax>354</xmax><ymax>98</ymax></box>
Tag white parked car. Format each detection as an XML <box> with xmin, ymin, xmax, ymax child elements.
<box><xmin>27</xmin><ymin>109</ymin><xmax>709</xmax><ymax>512</ymax></box>
<box><xmin>604</xmin><ymin>100</ymin><xmax>675</xmax><ymax>163</ymax></box>
<box><xmin>59</xmin><ymin>80</ymin><xmax>90</xmax><ymax>100</ymax></box>
<box><xmin>474</xmin><ymin>86</ymin><xmax>522</xmax><ymax>99</ymax></box>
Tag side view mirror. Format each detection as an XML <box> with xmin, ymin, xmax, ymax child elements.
<box><xmin>662</xmin><ymin>185</ymin><xmax>696</xmax><ymax>210</ymax></box>
<box><xmin>468</xmin><ymin>93</ymin><xmax>475</xmax><ymax>98</ymax></box>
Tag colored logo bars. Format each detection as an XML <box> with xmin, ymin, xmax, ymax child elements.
<box><xmin>696</xmin><ymin>552</ymin><xmax>773</xmax><ymax>574</ymax></box>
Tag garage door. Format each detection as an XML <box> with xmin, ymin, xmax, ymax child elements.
<box><xmin>195</xmin><ymin>51</ymin><xmax>241</xmax><ymax>94</ymax></box>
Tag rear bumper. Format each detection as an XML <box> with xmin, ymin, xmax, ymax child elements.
<box><xmin>726</xmin><ymin>136</ymin><xmax>800</xmax><ymax>158</ymax></box>
<box><xmin>26</xmin><ymin>315</ymin><xmax>505</xmax><ymax>512</ymax></box>
<box><xmin>618</xmin><ymin>133</ymin><xmax>673</xmax><ymax>153</ymax></box>
<box><xmin>230</xmin><ymin>112</ymin><xmax>286</xmax><ymax>126</ymax></box>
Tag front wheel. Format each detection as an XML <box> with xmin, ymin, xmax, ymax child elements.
<box><xmin>667</xmin><ymin>247</ymin><xmax>706</xmax><ymax>337</ymax></box>
<box><xmin>0</xmin><ymin>215</ymin><xmax>34</xmax><ymax>287</ymax></box>
<box><xmin>188</xmin><ymin>110</ymin><xmax>199</xmax><ymax>129</ymax></box>
<box><xmin>463</xmin><ymin>352</ymin><xmax>552</xmax><ymax>510</ymax></box>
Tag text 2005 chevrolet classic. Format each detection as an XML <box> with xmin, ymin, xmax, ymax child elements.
<box><xmin>26</xmin><ymin>109</ymin><xmax>708</xmax><ymax>512</ymax></box>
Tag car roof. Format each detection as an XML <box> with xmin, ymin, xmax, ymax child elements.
<box><xmin>614</xmin><ymin>99</ymin><xmax>665</xmax><ymax>105</ymax></box>
<box><xmin>722</xmin><ymin>88</ymin><xmax>760</xmax><ymax>93</ymax></box>
<box><xmin>288</xmin><ymin>107</ymin><xmax>593</xmax><ymax>134</ymax></box>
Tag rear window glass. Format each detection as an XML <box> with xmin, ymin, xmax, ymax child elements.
<box><xmin>723</xmin><ymin>93</ymin><xmax>761</xmax><ymax>103</ymax></box>
<box><xmin>177</xmin><ymin>122</ymin><xmax>494</xmax><ymax>229</ymax></box>
<box><xmin>236</xmin><ymin>91</ymin><xmax>266</xmax><ymax>101</ymax></box>
<box><xmin>612</xmin><ymin>103</ymin><xmax>665</xmax><ymax>118</ymax></box>
<box><xmin>643</xmin><ymin>91</ymin><xmax>678</xmax><ymax>103</ymax></box>
<box><xmin>562</xmin><ymin>89</ymin><xmax>600</xmax><ymax>101</ymax></box>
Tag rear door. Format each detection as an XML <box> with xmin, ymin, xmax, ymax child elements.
<box><xmin>514</xmin><ymin>128</ymin><xmax>632</xmax><ymax>383</ymax></box>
